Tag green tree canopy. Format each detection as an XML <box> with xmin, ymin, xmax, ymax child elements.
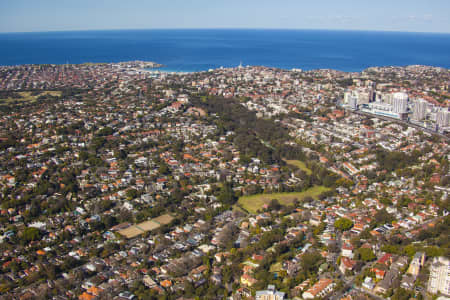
<box><xmin>357</xmin><ymin>247</ymin><xmax>376</xmax><ymax>262</ymax></box>
<box><xmin>126</xmin><ymin>188</ymin><xmax>138</xmax><ymax>200</ymax></box>
<box><xmin>158</xmin><ymin>162</ymin><xmax>170</xmax><ymax>175</ymax></box>
<box><xmin>374</xmin><ymin>209</ymin><xmax>394</xmax><ymax>225</ymax></box>
<box><xmin>97</xmin><ymin>126</ymin><xmax>114</xmax><ymax>136</ymax></box>
<box><xmin>22</xmin><ymin>227</ymin><xmax>41</xmax><ymax>243</ymax></box>
<box><xmin>334</xmin><ymin>217</ymin><xmax>353</xmax><ymax>231</ymax></box>
<box><xmin>218</xmin><ymin>183</ymin><xmax>237</xmax><ymax>205</ymax></box>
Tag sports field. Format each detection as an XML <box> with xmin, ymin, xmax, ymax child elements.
<box><xmin>238</xmin><ymin>186</ymin><xmax>330</xmax><ymax>214</ymax></box>
<box><xmin>138</xmin><ymin>220</ymin><xmax>161</xmax><ymax>231</ymax></box>
<box><xmin>118</xmin><ymin>226</ymin><xmax>145</xmax><ymax>239</ymax></box>
<box><xmin>118</xmin><ymin>214</ymin><xmax>174</xmax><ymax>239</ymax></box>
<box><xmin>153</xmin><ymin>214</ymin><xmax>174</xmax><ymax>225</ymax></box>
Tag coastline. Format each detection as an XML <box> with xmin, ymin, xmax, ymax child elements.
<box><xmin>1</xmin><ymin>62</ymin><xmax>448</xmax><ymax>76</ymax></box>
<box><xmin>143</xmin><ymin>67</ymin><xmax>193</xmax><ymax>75</ymax></box>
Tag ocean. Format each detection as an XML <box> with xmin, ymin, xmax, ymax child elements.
<box><xmin>0</xmin><ymin>29</ymin><xmax>450</xmax><ymax>72</ymax></box>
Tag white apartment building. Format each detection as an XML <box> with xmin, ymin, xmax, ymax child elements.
<box><xmin>393</xmin><ymin>92</ymin><xmax>408</xmax><ymax>114</ymax></box>
<box><xmin>428</xmin><ymin>256</ymin><xmax>450</xmax><ymax>296</ymax></box>
<box><xmin>412</xmin><ymin>98</ymin><xmax>428</xmax><ymax>121</ymax></box>
<box><xmin>437</xmin><ymin>109</ymin><xmax>450</xmax><ymax>128</ymax></box>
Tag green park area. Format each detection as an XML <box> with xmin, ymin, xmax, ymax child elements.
<box><xmin>238</xmin><ymin>185</ymin><xmax>330</xmax><ymax>214</ymax></box>
<box><xmin>0</xmin><ymin>91</ymin><xmax>62</xmax><ymax>104</ymax></box>
<box><xmin>284</xmin><ymin>159</ymin><xmax>312</xmax><ymax>175</ymax></box>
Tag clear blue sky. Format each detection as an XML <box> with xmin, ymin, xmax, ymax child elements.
<box><xmin>1</xmin><ymin>0</ymin><xmax>449</xmax><ymax>33</ymax></box>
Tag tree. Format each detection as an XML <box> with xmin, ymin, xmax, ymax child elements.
<box><xmin>268</xmin><ymin>199</ymin><xmax>282</xmax><ymax>211</ymax></box>
<box><xmin>218</xmin><ymin>183</ymin><xmax>237</xmax><ymax>205</ymax></box>
<box><xmin>374</xmin><ymin>209</ymin><xmax>394</xmax><ymax>225</ymax></box>
<box><xmin>126</xmin><ymin>188</ymin><xmax>138</xmax><ymax>200</ymax></box>
<box><xmin>334</xmin><ymin>218</ymin><xmax>353</xmax><ymax>231</ymax></box>
<box><xmin>97</xmin><ymin>127</ymin><xmax>114</xmax><ymax>136</ymax></box>
<box><xmin>359</xmin><ymin>228</ymin><xmax>372</xmax><ymax>240</ymax></box>
<box><xmin>391</xmin><ymin>287</ymin><xmax>413</xmax><ymax>300</ymax></box>
<box><xmin>119</xmin><ymin>209</ymin><xmax>133</xmax><ymax>223</ymax></box>
<box><xmin>79</xmin><ymin>150</ymin><xmax>89</xmax><ymax>161</ymax></box>
<box><xmin>239</xmin><ymin>154</ymin><xmax>252</xmax><ymax>165</ymax></box>
<box><xmin>403</xmin><ymin>244</ymin><xmax>416</xmax><ymax>257</ymax></box>
<box><xmin>22</xmin><ymin>227</ymin><xmax>41</xmax><ymax>243</ymax></box>
<box><xmin>301</xmin><ymin>251</ymin><xmax>324</xmax><ymax>275</ymax></box>
<box><xmin>115</xmin><ymin>149</ymin><xmax>127</xmax><ymax>160</ymax></box>
<box><xmin>358</xmin><ymin>247</ymin><xmax>376</xmax><ymax>262</ymax></box>
<box><xmin>158</xmin><ymin>163</ymin><xmax>170</xmax><ymax>175</ymax></box>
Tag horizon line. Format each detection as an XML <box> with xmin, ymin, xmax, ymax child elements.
<box><xmin>1</xmin><ymin>27</ymin><xmax>450</xmax><ymax>35</ymax></box>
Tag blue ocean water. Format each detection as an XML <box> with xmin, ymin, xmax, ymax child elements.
<box><xmin>0</xmin><ymin>29</ymin><xmax>449</xmax><ymax>72</ymax></box>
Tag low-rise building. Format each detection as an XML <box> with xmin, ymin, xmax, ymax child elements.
<box><xmin>407</xmin><ymin>252</ymin><xmax>425</xmax><ymax>276</ymax></box>
<box><xmin>303</xmin><ymin>278</ymin><xmax>335</xmax><ymax>299</ymax></box>
<box><xmin>255</xmin><ymin>285</ymin><xmax>285</xmax><ymax>300</ymax></box>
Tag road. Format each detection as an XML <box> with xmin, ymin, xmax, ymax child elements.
<box><xmin>330</xmin><ymin>261</ymin><xmax>379</xmax><ymax>300</ymax></box>
<box><xmin>347</xmin><ymin>109</ymin><xmax>450</xmax><ymax>142</ymax></box>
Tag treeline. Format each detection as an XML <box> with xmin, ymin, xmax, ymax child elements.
<box><xmin>376</xmin><ymin>149</ymin><xmax>421</xmax><ymax>172</ymax></box>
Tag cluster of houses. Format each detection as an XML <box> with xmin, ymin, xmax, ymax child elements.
<box><xmin>0</xmin><ymin>62</ymin><xmax>157</xmax><ymax>91</ymax></box>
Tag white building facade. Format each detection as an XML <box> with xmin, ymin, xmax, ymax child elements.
<box><xmin>427</xmin><ymin>256</ymin><xmax>450</xmax><ymax>296</ymax></box>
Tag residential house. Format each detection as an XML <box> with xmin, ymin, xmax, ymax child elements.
<box><xmin>339</xmin><ymin>257</ymin><xmax>356</xmax><ymax>274</ymax></box>
<box><xmin>255</xmin><ymin>285</ymin><xmax>285</xmax><ymax>300</ymax></box>
<box><xmin>341</xmin><ymin>243</ymin><xmax>354</xmax><ymax>259</ymax></box>
<box><xmin>241</xmin><ymin>273</ymin><xmax>258</xmax><ymax>287</ymax></box>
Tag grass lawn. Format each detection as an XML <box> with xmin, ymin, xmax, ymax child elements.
<box><xmin>19</xmin><ymin>91</ymin><xmax>62</xmax><ymax>98</ymax></box>
<box><xmin>284</xmin><ymin>159</ymin><xmax>312</xmax><ymax>175</ymax></box>
<box><xmin>0</xmin><ymin>91</ymin><xmax>62</xmax><ymax>104</ymax></box>
<box><xmin>238</xmin><ymin>185</ymin><xmax>330</xmax><ymax>214</ymax></box>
